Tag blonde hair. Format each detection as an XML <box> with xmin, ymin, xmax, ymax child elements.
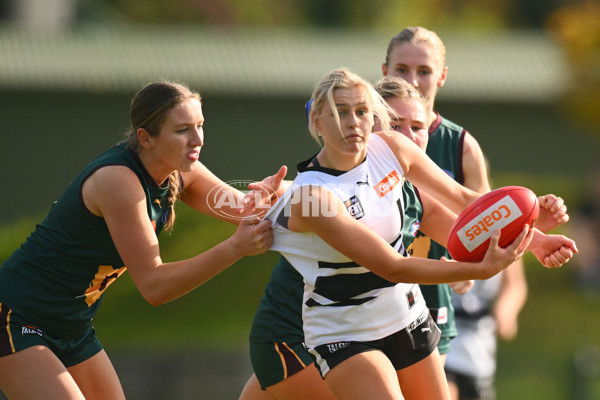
<box><xmin>384</xmin><ymin>27</ymin><xmax>447</xmax><ymax>68</ymax></box>
<box><xmin>127</xmin><ymin>81</ymin><xmax>201</xmax><ymax>233</ymax></box>
<box><xmin>374</xmin><ymin>75</ymin><xmax>429</xmax><ymax>108</ymax></box>
<box><xmin>307</xmin><ymin>68</ymin><xmax>395</xmax><ymax>145</ymax></box>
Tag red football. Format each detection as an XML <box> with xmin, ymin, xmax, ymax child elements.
<box><xmin>447</xmin><ymin>186</ymin><xmax>539</xmax><ymax>262</ymax></box>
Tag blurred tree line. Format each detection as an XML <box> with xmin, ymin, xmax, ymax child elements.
<box><xmin>87</xmin><ymin>0</ymin><xmax>569</xmax><ymax>29</ymax></box>
<box><xmin>78</xmin><ymin>0</ymin><xmax>600</xmax><ymax>138</ymax></box>
<box><xmin>547</xmin><ymin>1</ymin><xmax>600</xmax><ymax>137</ymax></box>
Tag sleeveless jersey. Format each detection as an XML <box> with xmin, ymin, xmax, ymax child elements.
<box><xmin>249</xmin><ymin>180</ymin><xmax>424</xmax><ymax>344</ymax></box>
<box><xmin>0</xmin><ymin>141</ymin><xmax>172</xmax><ymax>338</ymax></box>
<box><xmin>265</xmin><ymin>134</ymin><xmax>427</xmax><ymax>348</ymax></box>
<box><xmin>409</xmin><ymin>112</ymin><xmax>466</xmax><ymax>339</ymax></box>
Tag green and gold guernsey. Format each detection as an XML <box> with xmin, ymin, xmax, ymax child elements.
<box><xmin>409</xmin><ymin>112</ymin><xmax>466</xmax><ymax>347</ymax></box>
<box><xmin>0</xmin><ymin>141</ymin><xmax>172</xmax><ymax>338</ymax></box>
<box><xmin>249</xmin><ymin>180</ymin><xmax>424</xmax><ymax>343</ymax></box>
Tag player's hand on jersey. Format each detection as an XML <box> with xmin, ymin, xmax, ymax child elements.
<box><xmin>240</xmin><ymin>166</ymin><xmax>288</xmax><ymax>217</ymax></box>
<box><xmin>480</xmin><ymin>226</ymin><xmax>533</xmax><ymax>279</ymax></box>
<box><xmin>528</xmin><ymin>228</ymin><xmax>578</xmax><ymax>268</ymax></box>
<box><xmin>229</xmin><ymin>217</ymin><xmax>274</xmax><ymax>256</ymax></box>
<box><xmin>536</xmin><ymin>194</ymin><xmax>569</xmax><ymax>233</ymax></box>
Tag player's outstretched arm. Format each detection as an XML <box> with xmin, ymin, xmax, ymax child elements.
<box><xmin>536</xmin><ymin>194</ymin><xmax>569</xmax><ymax>233</ymax></box>
<box><xmin>528</xmin><ymin>228</ymin><xmax>577</xmax><ymax>268</ymax></box>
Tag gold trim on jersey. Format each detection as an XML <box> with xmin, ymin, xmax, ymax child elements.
<box><xmin>84</xmin><ymin>265</ymin><xmax>127</xmax><ymax>307</ymax></box>
<box><xmin>408</xmin><ymin>235</ymin><xmax>431</xmax><ymax>258</ymax></box>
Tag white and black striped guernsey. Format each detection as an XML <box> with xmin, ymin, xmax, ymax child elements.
<box><xmin>265</xmin><ymin>134</ymin><xmax>427</xmax><ymax>349</ymax></box>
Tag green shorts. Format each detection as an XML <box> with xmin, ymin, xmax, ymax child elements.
<box><xmin>437</xmin><ymin>336</ymin><xmax>451</xmax><ymax>355</ymax></box>
<box><xmin>429</xmin><ymin>306</ymin><xmax>456</xmax><ymax>354</ymax></box>
<box><xmin>249</xmin><ymin>340</ymin><xmax>315</xmax><ymax>389</ymax></box>
<box><xmin>0</xmin><ymin>303</ymin><xmax>103</xmax><ymax>367</ymax></box>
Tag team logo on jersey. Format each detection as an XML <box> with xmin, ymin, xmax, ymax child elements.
<box><xmin>405</xmin><ymin>285</ymin><xmax>421</xmax><ymax>309</ymax></box>
<box><xmin>161</xmin><ymin>209</ymin><xmax>171</xmax><ymax>225</ymax></box>
<box><xmin>410</xmin><ymin>221</ymin><xmax>421</xmax><ymax>237</ymax></box>
<box><xmin>20</xmin><ymin>324</ymin><xmax>43</xmax><ymax>337</ymax></box>
<box><xmin>443</xmin><ymin>169</ymin><xmax>454</xmax><ymax>179</ymax></box>
<box><xmin>374</xmin><ymin>170</ymin><xmax>401</xmax><ymax>198</ymax></box>
<box><xmin>343</xmin><ymin>195</ymin><xmax>365</xmax><ymax>220</ymax></box>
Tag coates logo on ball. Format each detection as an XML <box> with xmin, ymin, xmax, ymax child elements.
<box><xmin>206</xmin><ymin>180</ymin><xmax>277</xmax><ymax>221</ymax></box>
<box><xmin>447</xmin><ymin>186</ymin><xmax>539</xmax><ymax>262</ymax></box>
<box><xmin>458</xmin><ymin>196</ymin><xmax>523</xmax><ymax>251</ymax></box>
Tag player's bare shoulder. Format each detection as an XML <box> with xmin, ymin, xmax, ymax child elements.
<box><xmin>372</xmin><ymin>130</ymin><xmax>413</xmax><ymax>151</ymax></box>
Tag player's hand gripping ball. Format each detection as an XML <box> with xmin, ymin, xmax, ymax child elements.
<box><xmin>447</xmin><ymin>186</ymin><xmax>539</xmax><ymax>262</ymax></box>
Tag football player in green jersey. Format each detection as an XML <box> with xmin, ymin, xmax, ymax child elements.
<box><xmin>0</xmin><ymin>81</ymin><xmax>287</xmax><ymax>400</ymax></box>
<box><xmin>382</xmin><ymin>27</ymin><xmax>551</xmax><ymax>400</ymax></box>
<box><xmin>382</xmin><ymin>27</ymin><xmax>526</xmax><ymax>368</ymax></box>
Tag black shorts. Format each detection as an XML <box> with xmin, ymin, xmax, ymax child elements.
<box><xmin>310</xmin><ymin>311</ymin><xmax>441</xmax><ymax>377</ymax></box>
<box><xmin>445</xmin><ymin>369</ymin><xmax>496</xmax><ymax>400</ymax></box>
<box><xmin>0</xmin><ymin>303</ymin><xmax>103</xmax><ymax>367</ymax></box>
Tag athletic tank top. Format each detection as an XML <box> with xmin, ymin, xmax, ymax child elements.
<box><xmin>265</xmin><ymin>134</ymin><xmax>427</xmax><ymax>348</ymax></box>
<box><xmin>0</xmin><ymin>141</ymin><xmax>172</xmax><ymax>338</ymax></box>
<box><xmin>249</xmin><ymin>180</ymin><xmax>424</xmax><ymax>343</ymax></box>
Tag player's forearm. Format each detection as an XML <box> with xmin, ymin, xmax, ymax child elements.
<box><xmin>137</xmin><ymin>240</ymin><xmax>245</xmax><ymax>306</ymax></box>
